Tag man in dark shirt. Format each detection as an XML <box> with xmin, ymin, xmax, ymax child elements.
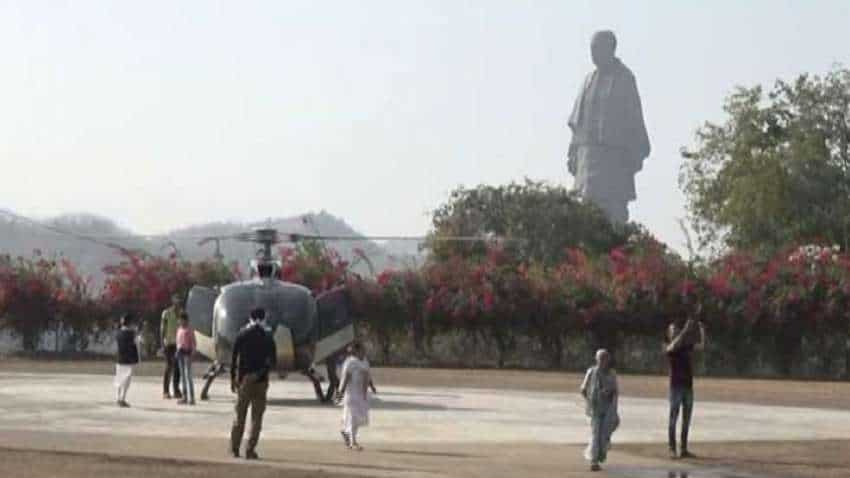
<box><xmin>229</xmin><ymin>307</ymin><xmax>277</xmax><ymax>459</ymax></box>
<box><xmin>115</xmin><ymin>313</ymin><xmax>140</xmax><ymax>408</ymax></box>
<box><xmin>664</xmin><ymin>311</ymin><xmax>705</xmax><ymax>459</ymax></box>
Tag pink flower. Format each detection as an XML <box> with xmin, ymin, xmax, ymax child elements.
<box><xmin>377</xmin><ymin>270</ymin><xmax>394</xmax><ymax>286</ymax></box>
<box><xmin>680</xmin><ymin>280</ymin><xmax>696</xmax><ymax>297</ymax></box>
<box><xmin>482</xmin><ymin>291</ymin><xmax>495</xmax><ymax>311</ymax></box>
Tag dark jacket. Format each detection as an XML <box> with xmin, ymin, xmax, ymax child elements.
<box><xmin>116</xmin><ymin>328</ymin><xmax>139</xmax><ymax>365</ymax></box>
<box><xmin>231</xmin><ymin>324</ymin><xmax>277</xmax><ymax>383</ymax></box>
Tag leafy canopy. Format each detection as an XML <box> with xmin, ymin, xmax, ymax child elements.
<box><xmin>680</xmin><ymin>67</ymin><xmax>850</xmax><ymax>254</ymax></box>
<box><xmin>427</xmin><ymin>179</ymin><xmax>637</xmax><ymax>264</ymax></box>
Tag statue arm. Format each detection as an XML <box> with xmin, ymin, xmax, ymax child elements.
<box><xmin>566</xmin><ymin>78</ymin><xmax>589</xmax><ymax>175</ymax></box>
<box><xmin>625</xmin><ymin>75</ymin><xmax>651</xmax><ymax>163</ymax></box>
<box><xmin>567</xmin><ymin>144</ymin><xmax>578</xmax><ymax>175</ymax></box>
<box><xmin>567</xmin><ymin>77</ymin><xmax>587</xmax><ymax>133</ymax></box>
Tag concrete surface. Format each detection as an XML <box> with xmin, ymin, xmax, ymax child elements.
<box><xmin>2</xmin><ymin>371</ymin><xmax>849</xmax><ymax>445</ymax></box>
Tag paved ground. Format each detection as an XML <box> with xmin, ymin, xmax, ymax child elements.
<box><xmin>0</xmin><ymin>446</ymin><xmax>357</xmax><ymax>478</ymax></box>
<box><xmin>619</xmin><ymin>440</ymin><xmax>850</xmax><ymax>478</ymax></box>
<box><xmin>1</xmin><ymin>363</ymin><xmax>849</xmax><ymax>477</ymax></box>
<box><xmin>2</xmin><ymin>372</ymin><xmax>850</xmax><ymax>445</ymax></box>
<box><xmin>4</xmin><ymin>357</ymin><xmax>850</xmax><ymax>410</ymax></box>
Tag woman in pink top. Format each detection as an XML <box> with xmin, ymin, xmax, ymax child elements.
<box><xmin>175</xmin><ymin>312</ymin><xmax>196</xmax><ymax>405</ymax></box>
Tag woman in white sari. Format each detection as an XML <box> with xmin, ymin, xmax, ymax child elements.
<box><xmin>580</xmin><ymin>349</ymin><xmax>620</xmax><ymax>471</ymax></box>
<box><xmin>339</xmin><ymin>342</ymin><xmax>371</xmax><ymax>451</ymax></box>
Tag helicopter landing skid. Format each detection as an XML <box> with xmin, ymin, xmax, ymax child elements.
<box><xmin>302</xmin><ymin>368</ymin><xmax>334</xmax><ymax>404</ymax></box>
<box><xmin>200</xmin><ymin>362</ymin><xmax>226</xmax><ymax>401</ymax></box>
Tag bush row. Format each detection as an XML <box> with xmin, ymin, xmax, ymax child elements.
<box><xmin>2</xmin><ymin>238</ymin><xmax>849</xmax><ymax>378</ymax></box>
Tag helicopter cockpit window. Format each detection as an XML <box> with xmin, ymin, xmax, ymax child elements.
<box><xmin>257</xmin><ymin>263</ymin><xmax>273</xmax><ymax>278</ymax></box>
<box><xmin>251</xmin><ymin>259</ymin><xmax>281</xmax><ymax>279</ymax></box>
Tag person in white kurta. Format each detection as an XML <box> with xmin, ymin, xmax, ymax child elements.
<box><xmin>339</xmin><ymin>343</ymin><xmax>371</xmax><ymax>451</ymax></box>
<box><xmin>580</xmin><ymin>349</ymin><xmax>620</xmax><ymax>472</ymax></box>
<box><xmin>114</xmin><ymin>313</ymin><xmax>141</xmax><ymax>408</ymax></box>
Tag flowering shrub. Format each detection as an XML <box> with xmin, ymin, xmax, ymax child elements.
<box><xmin>348</xmin><ymin>270</ymin><xmax>424</xmax><ymax>361</ymax></box>
<box><xmin>0</xmin><ymin>252</ymin><xmax>63</xmax><ymax>350</ymax></box>
<box><xmin>2</xmin><ymin>239</ymin><xmax>849</xmax><ymax>376</ymax></box>
<box><xmin>279</xmin><ymin>242</ymin><xmax>349</xmax><ymax>294</ymax></box>
<box><xmin>102</xmin><ymin>251</ymin><xmax>239</xmax><ymax>348</ymax></box>
<box><xmin>419</xmin><ymin>244</ymin><xmax>536</xmax><ymax>365</ymax></box>
<box><xmin>55</xmin><ymin>259</ymin><xmax>109</xmax><ymax>350</ymax></box>
<box><xmin>605</xmin><ymin>235</ymin><xmax>689</xmax><ymax>334</ymax></box>
<box><xmin>787</xmin><ymin>244</ymin><xmax>841</xmax><ymax>266</ymax></box>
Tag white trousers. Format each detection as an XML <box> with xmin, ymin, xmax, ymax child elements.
<box><xmin>115</xmin><ymin>364</ymin><xmax>134</xmax><ymax>402</ymax></box>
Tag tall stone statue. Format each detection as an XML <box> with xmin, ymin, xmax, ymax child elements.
<box><xmin>567</xmin><ymin>31</ymin><xmax>650</xmax><ymax>224</ymax></box>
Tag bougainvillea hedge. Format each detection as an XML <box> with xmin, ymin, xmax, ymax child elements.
<box><xmin>2</xmin><ymin>238</ymin><xmax>849</xmax><ymax>378</ymax></box>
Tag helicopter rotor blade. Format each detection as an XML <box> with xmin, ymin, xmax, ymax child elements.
<box><xmin>290</xmin><ymin>234</ymin><xmax>518</xmax><ymax>243</ymax></box>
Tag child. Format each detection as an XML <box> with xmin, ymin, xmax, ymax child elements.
<box><xmin>338</xmin><ymin>342</ymin><xmax>372</xmax><ymax>451</ymax></box>
<box><xmin>175</xmin><ymin>312</ymin><xmax>196</xmax><ymax>405</ymax></box>
<box><xmin>580</xmin><ymin>349</ymin><xmax>620</xmax><ymax>472</ymax></box>
<box><xmin>115</xmin><ymin>313</ymin><xmax>140</xmax><ymax>408</ymax></box>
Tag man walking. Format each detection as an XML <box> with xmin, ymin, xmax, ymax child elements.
<box><xmin>664</xmin><ymin>305</ymin><xmax>706</xmax><ymax>459</ymax></box>
<box><xmin>230</xmin><ymin>307</ymin><xmax>277</xmax><ymax>459</ymax></box>
<box><xmin>161</xmin><ymin>294</ymin><xmax>183</xmax><ymax>399</ymax></box>
<box><xmin>114</xmin><ymin>313</ymin><xmax>140</xmax><ymax>408</ymax></box>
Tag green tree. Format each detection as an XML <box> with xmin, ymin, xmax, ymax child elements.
<box><xmin>681</xmin><ymin>67</ymin><xmax>850</xmax><ymax>254</ymax></box>
<box><xmin>427</xmin><ymin>179</ymin><xmax>636</xmax><ymax>264</ymax></box>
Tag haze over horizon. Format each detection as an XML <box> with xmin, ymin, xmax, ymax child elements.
<box><xmin>3</xmin><ymin>1</ymin><xmax>849</xmax><ymax>253</ymax></box>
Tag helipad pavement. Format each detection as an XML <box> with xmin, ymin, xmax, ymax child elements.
<box><xmin>1</xmin><ymin>371</ymin><xmax>849</xmax><ymax>445</ymax></box>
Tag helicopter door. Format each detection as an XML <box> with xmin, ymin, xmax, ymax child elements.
<box><xmin>313</xmin><ymin>288</ymin><xmax>356</xmax><ymax>365</ymax></box>
<box><xmin>186</xmin><ymin>285</ymin><xmax>217</xmax><ymax>360</ymax></box>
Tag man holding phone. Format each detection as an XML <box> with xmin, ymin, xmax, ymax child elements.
<box><xmin>663</xmin><ymin>302</ymin><xmax>706</xmax><ymax>459</ymax></box>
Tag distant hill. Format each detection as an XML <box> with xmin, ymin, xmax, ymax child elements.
<box><xmin>0</xmin><ymin>211</ymin><xmax>141</xmax><ymax>287</ymax></box>
<box><xmin>0</xmin><ymin>209</ymin><xmax>424</xmax><ymax>288</ymax></box>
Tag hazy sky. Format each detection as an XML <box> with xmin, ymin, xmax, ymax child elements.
<box><xmin>2</xmin><ymin>1</ymin><xmax>849</xmax><ymax>252</ymax></box>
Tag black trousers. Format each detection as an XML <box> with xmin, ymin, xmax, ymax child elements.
<box><xmin>163</xmin><ymin>344</ymin><xmax>181</xmax><ymax>396</ymax></box>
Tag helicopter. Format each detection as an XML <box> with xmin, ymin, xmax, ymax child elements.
<box><xmin>186</xmin><ymin>228</ymin><xmax>357</xmax><ymax>403</ymax></box>
<box><xmin>184</xmin><ymin>225</ymin><xmax>515</xmax><ymax>403</ymax></box>
<box><xmin>0</xmin><ymin>208</ymin><xmax>507</xmax><ymax>402</ymax></box>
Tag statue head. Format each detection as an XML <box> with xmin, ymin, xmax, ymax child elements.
<box><xmin>590</xmin><ymin>30</ymin><xmax>617</xmax><ymax>69</ymax></box>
